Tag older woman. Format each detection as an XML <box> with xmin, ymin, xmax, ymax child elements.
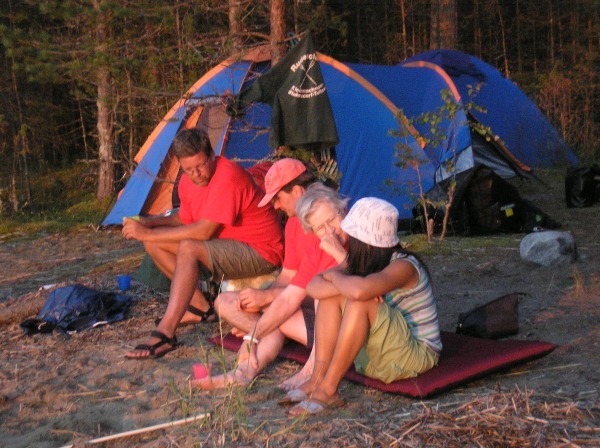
<box><xmin>286</xmin><ymin>197</ymin><xmax>441</xmax><ymax>416</ymax></box>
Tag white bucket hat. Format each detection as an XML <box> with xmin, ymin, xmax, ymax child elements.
<box><xmin>341</xmin><ymin>197</ymin><xmax>400</xmax><ymax>248</ymax></box>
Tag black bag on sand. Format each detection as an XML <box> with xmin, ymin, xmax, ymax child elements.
<box><xmin>565</xmin><ymin>164</ymin><xmax>600</xmax><ymax>208</ymax></box>
<box><xmin>456</xmin><ymin>292</ymin><xmax>522</xmax><ymax>339</ymax></box>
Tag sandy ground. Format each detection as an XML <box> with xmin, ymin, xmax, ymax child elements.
<box><xmin>0</xmin><ymin>168</ymin><xmax>598</xmax><ymax>447</ymax></box>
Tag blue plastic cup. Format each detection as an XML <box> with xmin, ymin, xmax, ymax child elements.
<box><xmin>117</xmin><ymin>274</ymin><xmax>131</xmax><ymax>291</ymax></box>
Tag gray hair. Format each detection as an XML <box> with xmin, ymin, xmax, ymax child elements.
<box><xmin>296</xmin><ymin>183</ymin><xmax>350</xmax><ymax>232</ymax></box>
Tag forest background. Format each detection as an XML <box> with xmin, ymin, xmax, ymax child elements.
<box><xmin>0</xmin><ymin>0</ymin><xmax>598</xmax><ymax>229</ymax></box>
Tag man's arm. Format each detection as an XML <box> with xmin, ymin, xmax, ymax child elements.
<box><xmin>137</xmin><ymin>213</ymin><xmax>181</xmax><ymax>228</ymax></box>
<box><xmin>122</xmin><ymin>216</ymin><xmax>222</xmax><ymax>244</ymax></box>
<box><xmin>237</xmin><ymin>268</ymin><xmax>297</xmax><ymax>312</ymax></box>
<box><xmin>252</xmin><ymin>284</ymin><xmax>307</xmax><ymax>341</ymax></box>
<box><xmin>246</xmin><ymin>284</ymin><xmax>307</xmax><ymax>369</ymax></box>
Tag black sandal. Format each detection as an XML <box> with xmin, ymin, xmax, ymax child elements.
<box><xmin>154</xmin><ymin>304</ymin><xmax>217</xmax><ymax>327</ymax></box>
<box><xmin>187</xmin><ymin>303</ymin><xmax>217</xmax><ymax>323</ymax></box>
<box><xmin>126</xmin><ymin>330</ymin><xmax>179</xmax><ymax>359</ymax></box>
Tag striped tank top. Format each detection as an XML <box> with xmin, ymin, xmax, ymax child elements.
<box><xmin>383</xmin><ymin>253</ymin><xmax>442</xmax><ymax>354</ymax></box>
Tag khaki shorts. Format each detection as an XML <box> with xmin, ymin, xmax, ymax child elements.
<box><xmin>200</xmin><ymin>239</ymin><xmax>278</xmax><ymax>282</ymax></box>
<box><xmin>353</xmin><ymin>303</ymin><xmax>439</xmax><ymax>384</ymax></box>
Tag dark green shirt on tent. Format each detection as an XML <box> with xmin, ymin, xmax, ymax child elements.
<box><xmin>232</xmin><ymin>32</ymin><xmax>339</xmax><ymax>150</ymax></box>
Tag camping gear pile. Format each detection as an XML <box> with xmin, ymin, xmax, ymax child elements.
<box><xmin>412</xmin><ymin>165</ymin><xmax>561</xmax><ymax>235</ymax></box>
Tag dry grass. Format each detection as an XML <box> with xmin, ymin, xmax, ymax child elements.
<box><xmin>154</xmin><ymin>386</ymin><xmax>598</xmax><ymax>447</ymax></box>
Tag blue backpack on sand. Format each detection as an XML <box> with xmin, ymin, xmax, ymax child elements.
<box><xmin>20</xmin><ymin>284</ymin><xmax>131</xmax><ymax>335</ymax></box>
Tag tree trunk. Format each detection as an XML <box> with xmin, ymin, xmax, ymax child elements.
<box><xmin>175</xmin><ymin>0</ymin><xmax>185</xmax><ymax>90</ymax></box>
<box><xmin>494</xmin><ymin>0</ymin><xmax>510</xmax><ymax>77</ymax></box>
<box><xmin>516</xmin><ymin>0</ymin><xmax>522</xmax><ymax>73</ymax></box>
<box><xmin>7</xmin><ymin>0</ymin><xmax>30</xmax><ymax>210</ymax></box>
<box><xmin>94</xmin><ymin>0</ymin><xmax>114</xmax><ymax>200</ymax></box>
<box><xmin>400</xmin><ymin>0</ymin><xmax>408</xmax><ymax>60</ymax></box>
<box><xmin>430</xmin><ymin>0</ymin><xmax>457</xmax><ymax>50</ymax></box>
<box><xmin>292</xmin><ymin>0</ymin><xmax>300</xmax><ymax>36</ymax></box>
<box><xmin>270</xmin><ymin>0</ymin><xmax>286</xmax><ymax>64</ymax></box>
<box><xmin>473</xmin><ymin>0</ymin><xmax>482</xmax><ymax>58</ymax></box>
<box><xmin>228</xmin><ymin>0</ymin><xmax>243</xmax><ymax>52</ymax></box>
<box><xmin>96</xmin><ymin>64</ymin><xmax>114</xmax><ymax>200</ymax></box>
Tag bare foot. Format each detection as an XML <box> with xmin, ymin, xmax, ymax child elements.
<box><xmin>192</xmin><ymin>367</ymin><xmax>253</xmax><ymax>390</ymax></box>
<box><xmin>279</xmin><ymin>359</ymin><xmax>314</xmax><ymax>391</ymax></box>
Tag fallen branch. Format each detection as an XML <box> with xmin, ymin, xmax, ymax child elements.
<box><xmin>500</xmin><ymin>363</ymin><xmax>583</xmax><ymax>377</ymax></box>
<box><xmin>59</xmin><ymin>413</ymin><xmax>209</xmax><ymax>447</ymax></box>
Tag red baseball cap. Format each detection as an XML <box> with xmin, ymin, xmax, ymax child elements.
<box><xmin>258</xmin><ymin>158</ymin><xmax>307</xmax><ymax>207</ymax></box>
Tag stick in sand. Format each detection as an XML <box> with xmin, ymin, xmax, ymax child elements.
<box><xmin>59</xmin><ymin>412</ymin><xmax>209</xmax><ymax>447</ymax></box>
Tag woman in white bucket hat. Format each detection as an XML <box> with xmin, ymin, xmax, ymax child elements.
<box><xmin>287</xmin><ymin>197</ymin><xmax>441</xmax><ymax>416</ymax></box>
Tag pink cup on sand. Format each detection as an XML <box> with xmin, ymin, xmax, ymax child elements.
<box><xmin>193</xmin><ymin>363</ymin><xmax>212</xmax><ymax>380</ymax></box>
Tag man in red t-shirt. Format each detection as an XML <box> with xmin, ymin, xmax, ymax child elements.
<box><xmin>194</xmin><ymin>179</ymin><xmax>349</xmax><ymax>390</ymax></box>
<box><xmin>123</xmin><ymin>129</ymin><xmax>283</xmax><ymax>359</ymax></box>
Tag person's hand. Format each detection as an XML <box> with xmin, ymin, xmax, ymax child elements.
<box><xmin>122</xmin><ymin>218</ymin><xmax>149</xmax><ymax>241</ymax></box>
<box><xmin>237</xmin><ymin>288</ymin><xmax>266</xmax><ymax>312</ymax></box>
<box><xmin>319</xmin><ymin>233</ymin><xmax>346</xmax><ymax>262</ymax></box>
<box><xmin>374</xmin><ymin>295</ymin><xmax>384</xmax><ymax>303</ymax></box>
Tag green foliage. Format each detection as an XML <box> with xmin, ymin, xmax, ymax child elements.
<box><xmin>401</xmin><ymin>232</ymin><xmax>517</xmax><ymax>256</ymax></box>
<box><xmin>392</xmin><ymin>86</ymin><xmax>503</xmax><ymax>241</ymax></box>
<box><xmin>278</xmin><ymin>146</ymin><xmax>342</xmax><ymax>188</ymax></box>
<box><xmin>0</xmin><ymin>163</ymin><xmax>106</xmax><ymax>238</ymax></box>
<box><xmin>534</xmin><ymin>66</ymin><xmax>600</xmax><ymax>163</ymax></box>
<box><xmin>391</xmin><ymin>88</ymin><xmax>461</xmax><ymax>241</ymax></box>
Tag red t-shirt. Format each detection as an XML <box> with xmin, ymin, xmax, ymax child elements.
<box><xmin>290</xmin><ymin>235</ymin><xmax>339</xmax><ymax>290</ymax></box>
<box><xmin>282</xmin><ymin>216</ymin><xmax>319</xmax><ymax>271</ymax></box>
<box><xmin>177</xmin><ymin>157</ymin><xmax>284</xmax><ymax>267</ymax></box>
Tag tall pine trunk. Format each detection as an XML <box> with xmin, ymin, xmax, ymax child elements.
<box><xmin>270</xmin><ymin>0</ymin><xmax>286</xmax><ymax>63</ymax></box>
<box><xmin>430</xmin><ymin>0</ymin><xmax>457</xmax><ymax>49</ymax></box>
<box><xmin>94</xmin><ymin>0</ymin><xmax>114</xmax><ymax>200</ymax></box>
<box><xmin>229</xmin><ymin>0</ymin><xmax>243</xmax><ymax>51</ymax></box>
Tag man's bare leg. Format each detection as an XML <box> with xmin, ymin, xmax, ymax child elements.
<box><xmin>144</xmin><ymin>240</ymin><xmax>212</xmax><ymax>322</ymax></box>
<box><xmin>126</xmin><ymin>240</ymin><xmax>213</xmax><ymax>358</ymax></box>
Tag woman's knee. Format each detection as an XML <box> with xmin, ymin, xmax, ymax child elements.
<box><xmin>344</xmin><ymin>299</ymin><xmax>376</xmax><ymax>313</ymax></box>
<box><xmin>344</xmin><ymin>299</ymin><xmax>380</xmax><ymax>322</ymax></box>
